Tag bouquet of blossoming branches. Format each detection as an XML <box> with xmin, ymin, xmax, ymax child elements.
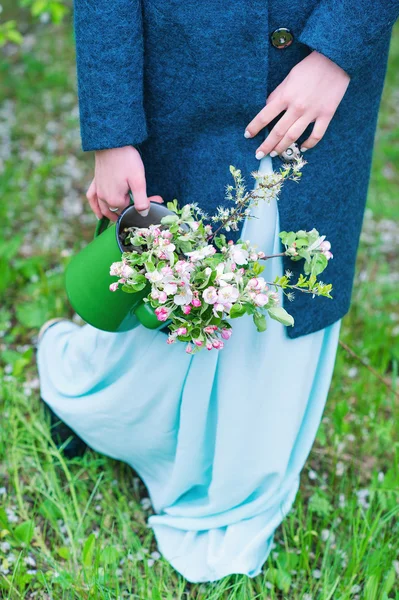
<box><xmin>109</xmin><ymin>157</ymin><xmax>333</xmax><ymax>353</ymax></box>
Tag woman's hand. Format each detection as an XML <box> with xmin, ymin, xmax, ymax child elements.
<box><xmin>244</xmin><ymin>50</ymin><xmax>350</xmax><ymax>159</ymax></box>
<box><xmin>86</xmin><ymin>145</ymin><xmax>164</xmax><ymax>222</ymax></box>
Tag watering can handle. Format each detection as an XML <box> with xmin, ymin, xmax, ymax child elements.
<box><xmin>93</xmin><ymin>190</ymin><xmax>134</xmax><ymax>239</ymax></box>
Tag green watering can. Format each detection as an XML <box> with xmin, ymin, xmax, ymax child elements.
<box><xmin>65</xmin><ymin>201</ymin><xmax>174</xmax><ymax>333</ymax></box>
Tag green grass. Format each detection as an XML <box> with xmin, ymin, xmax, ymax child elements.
<box><xmin>0</xmin><ymin>15</ymin><xmax>398</xmax><ymax>600</ymax></box>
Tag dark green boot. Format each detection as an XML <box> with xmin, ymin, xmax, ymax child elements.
<box><xmin>42</xmin><ymin>399</ymin><xmax>87</xmax><ymax>459</ymax></box>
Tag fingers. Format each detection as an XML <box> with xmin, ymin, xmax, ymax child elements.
<box><xmin>244</xmin><ymin>97</ymin><xmax>286</xmax><ymax>139</ymax></box>
<box><xmin>267</xmin><ymin>116</ymin><xmax>311</xmax><ymax>156</ymax></box>
<box><xmin>254</xmin><ymin>108</ymin><xmax>308</xmax><ymax>158</ymax></box>
<box><xmin>98</xmin><ymin>198</ymin><xmax>121</xmax><ymax>222</ymax></box>
<box><xmin>148</xmin><ymin>195</ymin><xmax>164</xmax><ymax>204</ymax></box>
<box><xmin>300</xmin><ymin>116</ymin><xmax>331</xmax><ymax>151</ymax></box>
<box><xmin>86</xmin><ymin>178</ymin><xmax>102</xmax><ymax>220</ymax></box>
<box><xmin>127</xmin><ymin>175</ymin><xmax>150</xmax><ymax>217</ymax></box>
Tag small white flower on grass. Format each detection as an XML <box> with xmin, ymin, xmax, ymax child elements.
<box><xmin>321</xmin><ymin>529</ymin><xmax>330</xmax><ymax>542</ymax></box>
<box><xmin>335</xmin><ymin>461</ymin><xmax>345</xmax><ymax>476</ymax></box>
<box><xmin>27</xmin><ymin>569</ymin><xmax>37</xmax><ymax>575</ymax></box>
<box><xmin>393</xmin><ymin>560</ymin><xmax>399</xmax><ymax>576</ymax></box>
<box><xmin>24</xmin><ymin>556</ymin><xmax>36</xmax><ymax>567</ymax></box>
<box><xmin>1</xmin><ymin>542</ymin><xmax>10</xmax><ymax>553</ymax></box>
<box><xmin>0</xmin><ymin>487</ymin><xmax>6</xmax><ymax>496</ymax></box>
<box><xmin>377</xmin><ymin>471</ymin><xmax>385</xmax><ymax>482</ymax></box>
<box><xmin>338</xmin><ymin>493</ymin><xmax>346</xmax><ymax>508</ymax></box>
<box><xmin>150</xmin><ymin>551</ymin><xmax>161</xmax><ymax>560</ymax></box>
<box><xmin>308</xmin><ymin>469</ymin><xmax>317</xmax><ymax>480</ymax></box>
<box><xmin>355</xmin><ymin>488</ymin><xmax>370</xmax><ymax>508</ymax></box>
<box><xmin>350</xmin><ymin>584</ymin><xmax>361</xmax><ymax>594</ymax></box>
<box><xmin>5</xmin><ymin>508</ymin><xmax>18</xmax><ymax>523</ymax></box>
<box><xmin>140</xmin><ymin>497</ymin><xmax>152</xmax><ymax>511</ymax></box>
<box><xmin>312</xmin><ymin>569</ymin><xmax>322</xmax><ymax>579</ymax></box>
<box><xmin>265</xmin><ymin>582</ymin><xmax>273</xmax><ymax>590</ymax></box>
<box><xmin>348</xmin><ymin>367</ymin><xmax>358</xmax><ymax>378</ymax></box>
<box><xmin>303</xmin><ymin>594</ymin><xmax>313</xmax><ymax>600</ymax></box>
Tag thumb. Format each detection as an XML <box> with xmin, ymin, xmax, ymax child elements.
<box><xmin>128</xmin><ymin>176</ymin><xmax>150</xmax><ymax>217</ymax></box>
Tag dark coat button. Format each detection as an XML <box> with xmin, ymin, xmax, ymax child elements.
<box><xmin>270</xmin><ymin>28</ymin><xmax>294</xmax><ymax>49</ymax></box>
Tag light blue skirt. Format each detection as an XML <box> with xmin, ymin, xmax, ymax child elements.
<box><xmin>37</xmin><ymin>155</ymin><xmax>341</xmax><ymax>583</ymax></box>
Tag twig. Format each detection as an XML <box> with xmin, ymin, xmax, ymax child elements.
<box><xmin>339</xmin><ymin>340</ymin><xmax>399</xmax><ymax>398</ymax></box>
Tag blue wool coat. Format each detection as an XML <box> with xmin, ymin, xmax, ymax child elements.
<box><xmin>73</xmin><ymin>0</ymin><xmax>399</xmax><ymax>338</ymax></box>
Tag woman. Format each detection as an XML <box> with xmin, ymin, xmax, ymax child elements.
<box><xmin>37</xmin><ymin>0</ymin><xmax>399</xmax><ymax>583</ymax></box>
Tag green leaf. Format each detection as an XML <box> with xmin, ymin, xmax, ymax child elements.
<box><xmin>364</xmin><ymin>574</ymin><xmax>380</xmax><ymax>600</ymax></box>
<box><xmin>252</xmin><ymin>261</ymin><xmax>265</xmax><ymax>275</ymax></box>
<box><xmin>82</xmin><ymin>533</ymin><xmax>96</xmax><ymax>568</ymax></box>
<box><xmin>160</xmin><ymin>214</ymin><xmax>179</xmax><ymax>225</ymax></box>
<box><xmin>267</xmin><ymin>306</ymin><xmax>294</xmax><ymax>327</ymax></box>
<box><xmin>0</xmin><ymin>507</ymin><xmax>8</xmax><ymax>529</ymax></box>
<box><xmin>14</xmin><ymin>520</ymin><xmax>35</xmax><ymax>545</ymax></box>
<box><xmin>308</xmin><ymin>492</ymin><xmax>333</xmax><ymax>517</ymax></box>
<box><xmin>253</xmin><ymin>312</ymin><xmax>267</xmax><ymax>332</ymax></box>
<box><xmin>38</xmin><ymin>498</ymin><xmax>62</xmax><ymax>522</ymax></box>
<box><xmin>382</xmin><ymin>568</ymin><xmax>396</xmax><ymax>594</ymax></box>
<box><xmin>276</xmin><ymin>568</ymin><xmax>292</xmax><ymax>593</ymax></box>
<box><xmin>100</xmin><ymin>545</ymin><xmax>119</xmax><ymax>564</ymax></box>
<box><xmin>57</xmin><ymin>546</ymin><xmax>71</xmax><ymax>560</ymax></box>
<box><xmin>311</xmin><ymin>253</ymin><xmax>328</xmax><ymax>276</ymax></box>
<box><xmin>229</xmin><ymin>303</ymin><xmax>247</xmax><ymax>319</ymax></box>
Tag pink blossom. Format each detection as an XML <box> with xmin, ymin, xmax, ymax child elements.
<box><xmin>319</xmin><ymin>240</ymin><xmax>331</xmax><ymax>252</ymax></box>
<box><xmin>203</xmin><ymin>286</ymin><xmax>218</xmax><ymax>304</ymax></box>
<box><xmin>158</xmin><ymin>291</ymin><xmax>168</xmax><ymax>304</ymax></box>
<box><xmin>176</xmin><ymin>327</ymin><xmax>187</xmax><ymax>336</ymax></box>
<box><xmin>161</xmin><ymin>230</ymin><xmax>173</xmax><ymax>239</ymax></box>
<box><xmin>166</xmin><ymin>337</ymin><xmax>175</xmax><ymax>344</ymax></box>
<box><xmin>231</xmin><ymin>262</ymin><xmax>237</xmax><ymax>271</ymax></box>
<box><xmin>204</xmin><ymin>325</ymin><xmax>218</xmax><ymax>334</ymax></box>
<box><xmin>247</xmin><ymin>278</ymin><xmax>259</xmax><ymax>289</ymax></box>
<box><xmin>110</xmin><ymin>262</ymin><xmax>123</xmax><ymax>277</ymax></box>
<box><xmin>192</xmin><ymin>298</ymin><xmax>201</xmax><ymax>307</ymax></box>
<box><xmin>194</xmin><ymin>339</ymin><xmax>203</xmax><ymax>347</ymax></box>
<box><xmin>221</xmin><ymin>328</ymin><xmax>232</xmax><ymax>340</ymax></box>
<box><xmin>206</xmin><ymin>341</ymin><xmax>213</xmax><ymax>351</ymax></box>
<box><xmin>254</xmin><ymin>293</ymin><xmax>269</xmax><ymax>307</ymax></box>
<box><xmin>161</xmin><ymin>265</ymin><xmax>173</xmax><ymax>276</ymax></box>
<box><xmin>109</xmin><ymin>282</ymin><xmax>119</xmax><ymax>292</ymax></box>
<box><xmin>182</xmin><ymin>305</ymin><xmax>191</xmax><ymax>315</ymax></box>
<box><xmin>121</xmin><ymin>264</ymin><xmax>134</xmax><ymax>279</ymax></box>
<box><xmin>257</xmin><ymin>251</ymin><xmax>266</xmax><ymax>259</ymax></box>
<box><xmin>186</xmin><ymin>344</ymin><xmax>193</xmax><ymax>354</ymax></box>
<box><xmin>155</xmin><ymin>306</ymin><xmax>169</xmax><ymax>322</ymax></box>
<box><xmin>228</xmin><ymin>240</ymin><xmax>234</xmax><ymax>246</ymax></box>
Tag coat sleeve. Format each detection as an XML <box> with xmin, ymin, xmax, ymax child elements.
<box><xmin>73</xmin><ymin>0</ymin><xmax>148</xmax><ymax>152</ymax></box>
<box><xmin>297</xmin><ymin>0</ymin><xmax>399</xmax><ymax>77</ymax></box>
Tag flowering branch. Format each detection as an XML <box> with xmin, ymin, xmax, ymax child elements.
<box><xmin>108</xmin><ymin>160</ymin><xmax>333</xmax><ymax>353</ymax></box>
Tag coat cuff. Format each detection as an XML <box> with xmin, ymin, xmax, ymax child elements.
<box><xmin>297</xmin><ymin>0</ymin><xmax>399</xmax><ymax>78</ymax></box>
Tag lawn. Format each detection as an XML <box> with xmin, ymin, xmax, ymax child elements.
<box><xmin>0</xmin><ymin>10</ymin><xmax>398</xmax><ymax>600</ymax></box>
